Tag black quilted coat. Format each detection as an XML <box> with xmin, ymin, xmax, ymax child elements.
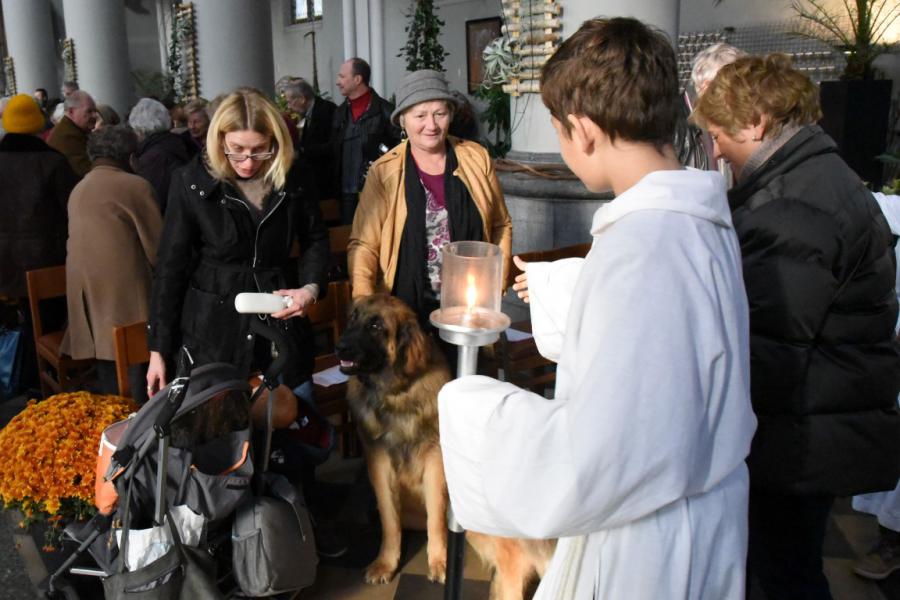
<box><xmin>0</xmin><ymin>133</ymin><xmax>77</xmax><ymax>298</ymax></box>
<box><xmin>147</xmin><ymin>155</ymin><xmax>329</xmax><ymax>387</ymax></box>
<box><xmin>730</xmin><ymin>125</ymin><xmax>900</xmax><ymax>496</ymax></box>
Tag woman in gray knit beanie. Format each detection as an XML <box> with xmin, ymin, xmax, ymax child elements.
<box><xmin>349</xmin><ymin>69</ymin><xmax>512</xmax><ymax>330</ymax></box>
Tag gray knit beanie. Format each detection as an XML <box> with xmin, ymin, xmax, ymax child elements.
<box><xmin>390</xmin><ymin>69</ymin><xmax>460</xmax><ymax>125</ymax></box>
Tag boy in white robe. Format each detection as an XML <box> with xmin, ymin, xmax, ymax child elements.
<box><xmin>438</xmin><ymin>17</ymin><xmax>758</xmax><ymax>599</ymax></box>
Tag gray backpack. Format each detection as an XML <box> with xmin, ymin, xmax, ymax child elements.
<box><xmin>232</xmin><ymin>464</ymin><xmax>318</xmax><ymax>595</ymax></box>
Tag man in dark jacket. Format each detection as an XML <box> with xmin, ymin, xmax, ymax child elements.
<box><xmin>0</xmin><ymin>94</ymin><xmax>78</xmax><ymax>393</ymax></box>
<box><xmin>129</xmin><ymin>97</ymin><xmax>190</xmax><ymax>213</ymax></box>
<box><xmin>284</xmin><ymin>78</ymin><xmax>338</xmax><ymax>199</ymax></box>
<box><xmin>330</xmin><ymin>58</ymin><xmax>400</xmax><ymax>223</ymax></box>
<box><xmin>47</xmin><ymin>90</ymin><xmax>97</xmax><ymax>178</ymax></box>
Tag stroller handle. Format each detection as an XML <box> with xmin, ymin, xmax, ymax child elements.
<box><xmin>249</xmin><ymin>318</ymin><xmax>290</xmax><ymax>389</ymax></box>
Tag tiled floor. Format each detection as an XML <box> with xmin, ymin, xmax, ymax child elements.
<box><xmin>1</xmin><ymin>392</ymin><xmax>897</xmax><ymax>599</ymax></box>
<box><xmin>310</xmin><ymin>454</ymin><xmax>900</xmax><ymax>600</ymax></box>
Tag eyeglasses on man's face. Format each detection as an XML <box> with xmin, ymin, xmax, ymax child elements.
<box><xmin>223</xmin><ymin>147</ymin><xmax>275</xmax><ymax>163</ymax></box>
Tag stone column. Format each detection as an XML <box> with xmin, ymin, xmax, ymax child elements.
<box><xmin>194</xmin><ymin>0</ymin><xmax>274</xmax><ymax>99</ymax></box>
<box><xmin>342</xmin><ymin>0</ymin><xmax>357</xmax><ymax>59</ymax></box>
<box><xmin>2</xmin><ymin>0</ymin><xmax>57</xmax><ymax>95</ymax></box>
<box><xmin>512</xmin><ymin>0</ymin><xmax>680</xmax><ymax>155</ymax></box>
<box><xmin>501</xmin><ymin>0</ymin><xmax>680</xmax><ymax>253</ymax></box>
<box><xmin>61</xmin><ymin>0</ymin><xmax>134</xmax><ymax>113</ymax></box>
<box><xmin>368</xmin><ymin>0</ymin><xmax>385</xmax><ymax>94</ymax></box>
<box><xmin>499</xmin><ymin>0</ymin><xmax>679</xmax><ymax>320</ymax></box>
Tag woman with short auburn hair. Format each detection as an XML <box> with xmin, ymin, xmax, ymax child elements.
<box><xmin>146</xmin><ymin>87</ymin><xmax>329</xmax><ymax>395</ymax></box>
<box><xmin>694</xmin><ymin>53</ymin><xmax>900</xmax><ymax>599</ymax></box>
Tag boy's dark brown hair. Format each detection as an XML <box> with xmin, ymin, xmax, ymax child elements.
<box><xmin>541</xmin><ymin>17</ymin><xmax>679</xmax><ymax>149</ymax></box>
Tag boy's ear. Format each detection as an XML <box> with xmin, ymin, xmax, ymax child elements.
<box><xmin>566</xmin><ymin>114</ymin><xmax>597</xmax><ymax>154</ymax></box>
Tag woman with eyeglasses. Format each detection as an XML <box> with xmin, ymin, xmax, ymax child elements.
<box><xmin>146</xmin><ymin>87</ymin><xmax>329</xmax><ymax>395</ymax></box>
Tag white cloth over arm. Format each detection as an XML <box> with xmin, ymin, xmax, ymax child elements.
<box><xmin>527</xmin><ymin>258</ymin><xmax>583</xmax><ymax>362</ymax></box>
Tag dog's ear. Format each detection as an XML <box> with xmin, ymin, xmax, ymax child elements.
<box><xmin>396</xmin><ymin>319</ymin><xmax>428</xmax><ymax>377</ymax></box>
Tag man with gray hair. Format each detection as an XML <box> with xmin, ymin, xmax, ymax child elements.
<box><xmin>284</xmin><ymin>77</ymin><xmax>338</xmax><ymax>198</ymax></box>
<box><xmin>48</xmin><ymin>90</ymin><xmax>98</xmax><ymax>177</ymax></box>
<box><xmin>690</xmin><ymin>42</ymin><xmax>746</xmax><ymax>96</ymax></box>
<box><xmin>688</xmin><ymin>42</ymin><xmax>746</xmax><ymax>184</ymax></box>
<box><xmin>129</xmin><ymin>97</ymin><xmax>190</xmax><ymax>213</ymax></box>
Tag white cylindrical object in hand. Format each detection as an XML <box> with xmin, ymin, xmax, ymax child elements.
<box><xmin>234</xmin><ymin>293</ymin><xmax>292</xmax><ymax>314</ymax></box>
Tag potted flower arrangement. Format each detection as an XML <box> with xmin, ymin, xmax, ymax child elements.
<box><xmin>0</xmin><ymin>392</ymin><xmax>136</xmax><ymax>549</ymax></box>
<box><xmin>792</xmin><ymin>0</ymin><xmax>899</xmax><ymax>187</ymax></box>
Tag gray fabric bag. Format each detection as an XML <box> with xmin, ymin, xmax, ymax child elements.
<box><xmin>231</xmin><ymin>472</ymin><xmax>318</xmax><ymax>596</ymax></box>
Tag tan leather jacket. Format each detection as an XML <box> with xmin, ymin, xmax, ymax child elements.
<box><xmin>348</xmin><ymin>138</ymin><xmax>512</xmax><ymax>298</ymax></box>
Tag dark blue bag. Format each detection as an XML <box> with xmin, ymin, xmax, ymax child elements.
<box><xmin>0</xmin><ymin>327</ymin><xmax>23</xmax><ymax>399</ymax></box>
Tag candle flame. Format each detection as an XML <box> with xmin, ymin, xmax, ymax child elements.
<box><xmin>466</xmin><ymin>274</ymin><xmax>477</xmax><ymax>313</ymax></box>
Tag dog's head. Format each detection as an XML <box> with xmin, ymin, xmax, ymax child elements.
<box><xmin>336</xmin><ymin>294</ymin><xmax>431</xmax><ymax>379</ymax></box>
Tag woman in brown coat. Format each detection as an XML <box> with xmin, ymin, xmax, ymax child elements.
<box><xmin>61</xmin><ymin>125</ymin><xmax>162</xmax><ymax>401</ymax></box>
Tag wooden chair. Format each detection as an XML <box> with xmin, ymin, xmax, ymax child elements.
<box><xmin>327</xmin><ymin>224</ymin><xmax>352</xmax><ymax>281</ymax></box>
<box><xmin>496</xmin><ymin>243</ymin><xmax>592</xmax><ymax>395</ymax></box>
<box><xmin>307</xmin><ymin>279</ymin><xmax>356</xmax><ymax>455</ymax></box>
<box><xmin>25</xmin><ymin>266</ymin><xmax>94</xmax><ymax>398</ymax></box>
<box><xmin>320</xmin><ymin>198</ymin><xmax>341</xmax><ymax>225</ymax></box>
<box><xmin>112</xmin><ymin>321</ymin><xmax>150</xmax><ymax>399</ymax></box>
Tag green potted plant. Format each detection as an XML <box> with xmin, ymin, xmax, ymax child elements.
<box><xmin>398</xmin><ymin>0</ymin><xmax>449</xmax><ymax>72</ymax></box>
<box><xmin>792</xmin><ymin>0</ymin><xmax>899</xmax><ymax>187</ymax></box>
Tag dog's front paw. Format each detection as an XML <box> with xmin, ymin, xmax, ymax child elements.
<box><xmin>427</xmin><ymin>554</ymin><xmax>447</xmax><ymax>584</ymax></box>
<box><xmin>365</xmin><ymin>559</ymin><xmax>398</xmax><ymax>585</ymax></box>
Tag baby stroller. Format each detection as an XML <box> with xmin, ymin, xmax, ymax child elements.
<box><xmin>46</xmin><ymin>319</ymin><xmax>316</xmax><ymax>599</ymax></box>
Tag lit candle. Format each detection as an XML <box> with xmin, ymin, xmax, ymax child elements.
<box><xmin>465</xmin><ymin>274</ymin><xmax>477</xmax><ymax>314</ymax></box>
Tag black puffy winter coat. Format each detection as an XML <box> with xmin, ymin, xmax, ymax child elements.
<box><xmin>0</xmin><ymin>133</ymin><xmax>78</xmax><ymax>298</ymax></box>
<box><xmin>147</xmin><ymin>156</ymin><xmax>329</xmax><ymax>387</ymax></box>
<box><xmin>729</xmin><ymin>125</ymin><xmax>900</xmax><ymax>496</ymax></box>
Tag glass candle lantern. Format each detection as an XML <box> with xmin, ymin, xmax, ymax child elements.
<box><xmin>432</xmin><ymin>241</ymin><xmax>509</xmax><ymax>333</ymax></box>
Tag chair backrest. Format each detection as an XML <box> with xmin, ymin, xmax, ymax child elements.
<box><xmin>328</xmin><ymin>224</ymin><xmax>351</xmax><ymax>256</ymax></box>
<box><xmin>25</xmin><ymin>265</ymin><xmax>66</xmax><ymax>342</ymax></box>
<box><xmin>320</xmin><ymin>198</ymin><xmax>341</xmax><ymax>224</ymax></box>
<box><xmin>112</xmin><ymin>321</ymin><xmax>149</xmax><ymax>398</ymax></box>
<box><xmin>307</xmin><ymin>280</ymin><xmax>351</xmax><ymax>354</ymax></box>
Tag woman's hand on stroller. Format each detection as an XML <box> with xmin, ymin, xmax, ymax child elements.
<box><xmin>271</xmin><ymin>287</ymin><xmax>315</xmax><ymax>319</ymax></box>
<box><xmin>146</xmin><ymin>351</ymin><xmax>167</xmax><ymax>395</ymax></box>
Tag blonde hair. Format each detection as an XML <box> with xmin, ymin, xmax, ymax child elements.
<box><xmin>691</xmin><ymin>53</ymin><xmax>821</xmax><ymax>140</ymax></box>
<box><xmin>205</xmin><ymin>88</ymin><xmax>293</xmax><ymax>189</ymax></box>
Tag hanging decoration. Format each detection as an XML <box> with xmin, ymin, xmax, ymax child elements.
<box><xmin>170</xmin><ymin>3</ymin><xmax>199</xmax><ymax>102</ymax></box>
<box><xmin>500</xmin><ymin>0</ymin><xmax>562</xmax><ymax>95</ymax></box>
<box><xmin>61</xmin><ymin>38</ymin><xmax>77</xmax><ymax>85</ymax></box>
<box><xmin>2</xmin><ymin>57</ymin><xmax>16</xmax><ymax>95</ymax></box>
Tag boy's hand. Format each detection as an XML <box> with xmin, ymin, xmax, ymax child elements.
<box><xmin>512</xmin><ymin>255</ymin><xmax>530</xmax><ymax>303</ymax></box>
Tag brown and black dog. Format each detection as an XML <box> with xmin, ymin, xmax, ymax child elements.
<box><xmin>337</xmin><ymin>294</ymin><xmax>555</xmax><ymax>598</ymax></box>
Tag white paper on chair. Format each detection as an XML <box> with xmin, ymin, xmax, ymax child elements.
<box><xmin>505</xmin><ymin>328</ymin><xmax>533</xmax><ymax>342</ymax></box>
<box><xmin>313</xmin><ymin>364</ymin><xmax>349</xmax><ymax>387</ymax></box>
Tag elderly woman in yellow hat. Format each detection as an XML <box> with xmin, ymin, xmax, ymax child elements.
<box><xmin>0</xmin><ymin>94</ymin><xmax>78</xmax><ymax>394</ymax></box>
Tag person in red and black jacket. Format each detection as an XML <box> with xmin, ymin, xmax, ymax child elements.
<box><xmin>328</xmin><ymin>58</ymin><xmax>400</xmax><ymax>224</ymax></box>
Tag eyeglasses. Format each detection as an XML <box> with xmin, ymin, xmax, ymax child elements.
<box><xmin>223</xmin><ymin>148</ymin><xmax>275</xmax><ymax>163</ymax></box>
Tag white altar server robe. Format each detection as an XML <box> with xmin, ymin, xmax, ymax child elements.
<box><xmin>439</xmin><ymin>169</ymin><xmax>757</xmax><ymax>599</ymax></box>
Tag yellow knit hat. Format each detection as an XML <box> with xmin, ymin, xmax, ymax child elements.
<box><xmin>2</xmin><ymin>94</ymin><xmax>45</xmax><ymax>134</ymax></box>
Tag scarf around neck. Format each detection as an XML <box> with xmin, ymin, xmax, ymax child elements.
<box><xmin>393</xmin><ymin>140</ymin><xmax>484</xmax><ymax>323</ymax></box>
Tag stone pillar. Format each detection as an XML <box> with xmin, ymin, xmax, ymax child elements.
<box><xmin>499</xmin><ymin>0</ymin><xmax>680</xmax><ymax>319</ymax></box>
<box><xmin>194</xmin><ymin>0</ymin><xmax>274</xmax><ymax>98</ymax></box>
<box><xmin>2</xmin><ymin>0</ymin><xmax>57</xmax><ymax>95</ymax></box>
<box><xmin>342</xmin><ymin>0</ymin><xmax>357</xmax><ymax>59</ymax></box>
<box><xmin>61</xmin><ymin>0</ymin><xmax>134</xmax><ymax>113</ymax></box>
<box><xmin>512</xmin><ymin>0</ymin><xmax>680</xmax><ymax>155</ymax></box>
<box><xmin>368</xmin><ymin>0</ymin><xmax>385</xmax><ymax>94</ymax></box>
